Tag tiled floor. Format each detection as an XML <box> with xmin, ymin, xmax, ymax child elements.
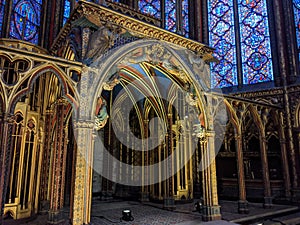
<box><xmin>2</xmin><ymin>200</ymin><xmax>299</xmax><ymax>225</ymax></box>
<box><xmin>90</xmin><ymin>201</ymin><xmax>203</xmax><ymax>225</ymax></box>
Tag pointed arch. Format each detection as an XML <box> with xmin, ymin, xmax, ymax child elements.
<box><xmin>9</xmin><ymin>63</ymin><xmax>79</xmax><ymax>113</ymax></box>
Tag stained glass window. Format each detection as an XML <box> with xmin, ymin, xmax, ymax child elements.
<box><xmin>0</xmin><ymin>0</ymin><xmax>5</xmax><ymax>36</ymax></box>
<box><xmin>238</xmin><ymin>0</ymin><xmax>273</xmax><ymax>84</ymax></box>
<box><xmin>165</xmin><ymin>0</ymin><xmax>176</xmax><ymax>32</ymax></box>
<box><xmin>293</xmin><ymin>0</ymin><xmax>300</xmax><ymax>59</ymax></box>
<box><xmin>137</xmin><ymin>0</ymin><xmax>189</xmax><ymax>37</ymax></box>
<box><xmin>209</xmin><ymin>0</ymin><xmax>273</xmax><ymax>88</ymax></box>
<box><xmin>208</xmin><ymin>0</ymin><xmax>238</xmax><ymax>88</ymax></box>
<box><xmin>182</xmin><ymin>0</ymin><xmax>189</xmax><ymax>37</ymax></box>
<box><xmin>9</xmin><ymin>0</ymin><xmax>42</xmax><ymax>44</ymax></box>
<box><xmin>138</xmin><ymin>0</ymin><xmax>161</xmax><ymax>18</ymax></box>
<box><xmin>63</xmin><ymin>0</ymin><xmax>71</xmax><ymax>25</ymax></box>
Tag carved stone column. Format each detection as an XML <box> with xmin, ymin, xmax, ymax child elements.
<box><xmin>235</xmin><ymin>133</ymin><xmax>248</xmax><ymax>213</ymax></box>
<box><xmin>72</xmin><ymin>120</ymin><xmax>94</xmax><ymax>225</ymax></box>
<box><xmin>273</xmin><ymin>0</ymin><xmax>299</xmax><ymax>193</ymax></box>
<box><xmin>0</xmin><ymin>113</ymin><xmax>15</xmax><ymax>220</ymax></box>
<box><xmin>201</xmin><ymin>131</ymin><xmax>221</xmax><ymax>221</ymax></box>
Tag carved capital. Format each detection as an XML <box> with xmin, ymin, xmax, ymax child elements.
<box><xmin>2</xmin><ymin>113</ymin><xmax>15</xmax><ymax>124</ymax></box>
<box><xmin>73</xmin><ymin>120</ymin><xmax>94</xmax><ymax>129</ymax></box>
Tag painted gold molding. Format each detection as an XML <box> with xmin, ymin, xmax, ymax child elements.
<box><xmin>51</xmin><ymin>0</ymin><xmax>215</xmax><ymax>62</ymax></box>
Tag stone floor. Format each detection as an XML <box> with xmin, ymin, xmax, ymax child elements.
<box><xmin>2</xmin><ymin>199</ymin><xmax>300</xmax><ymax>225</ymax></box>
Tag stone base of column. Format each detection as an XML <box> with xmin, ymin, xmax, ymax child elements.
<box><xmin>238</xmin><ymin>200</ymin><xmax>249</xmax><ymax>214</ymax></box>
<box><xmin>202</xmin><ymin>205</ymin><xmax>221</xmax><ymax>221</ymax></box>
<box><xmin>39</xmin><ymin>200</ymin><xmax>50</xmax><ymax>214</ymax></box>
<box><xmin>292</xmin><ymin>188</ymin><xmax>300</xmax><ymax>202</ymax></box>
<box><xmin>163</xmin><ymin>197</ymin><xmax>176</xmax><ymax>210</ymax></box>
<box><xmin>101</xmin><ymin>191</ymin><xmax>114</xmax><ymax>200</ymax></box>
<box><xmin>140</xmin><ymin>192</ymin><xmax>149</xmax><ymax>202</ymax></box>
<box><xmin>263</xmin><ymin>197</ymin><xmax>273</xmax><ymax>208</ymax></box>
<box><xmin>48</xmin><ymin>209</ymin><xmax>65</xmax><ymax>224</ymax></box>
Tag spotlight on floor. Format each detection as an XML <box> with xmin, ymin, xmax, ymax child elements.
<box><xmin>122</xmin><ymin>209</ymin><xmax>134</xmax><ymax>221</ymax></box>
<box><xmin>194</xmin><ymin>201</ymin><xmax>202</xmax><ymax>213</ymax></box>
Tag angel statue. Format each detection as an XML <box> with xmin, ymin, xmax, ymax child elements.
<box><xmin>95</xmin><ymin>97</ymin><xmax>109</xmax><ymax>130</ymax></box>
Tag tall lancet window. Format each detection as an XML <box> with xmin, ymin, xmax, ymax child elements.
<box><xmin>293</xmin><ymin>0</ymin><xmax>300</xmax><ymax>60</ymax></box>
<box><xmin>138</xmin><ymin>0</ymin><xmax>189</xmax><ymax>37</ymax></box>
<box><xmin>9</xmin><ymin>0</ymin><xmax>42</xmax><ymax>44</ymax></box>
<box><xmin>0</xmin><ymin>0</ymin><xmax>5</xmax><ymax>36</ymax></box>
<box><xmin>208</xmin><ymin>0</ymin><xmax>238</xmax><ymax>88</ymax></box>
<box><xmin>209</xmin><ymin>0</ymin><xmax>274</xmax><ymax>88</ymax></box>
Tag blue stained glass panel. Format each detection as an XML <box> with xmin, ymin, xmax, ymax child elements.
<box><xmin>9</xmin><ymin>0</ymin><xmax>41</xmax><ymax>44</ymax></box>
<box><xmin>165</xmin><ymin>0</ymin><xmax>176</xmax><ymax>32</ymax></box>
<box><xmin>238</xmin><ymin>0</ymin><xmax>273</xmax><ymax>84</ymax></box>
<box><xmin>182</xmin><ymin>0</ymin><xmax>189</xmax><ymax>37</ymax></box>
<box><xmin>208</xmin><ymin>0</ymin><xmax>238</xmax><ymax>88</ymax></box>
<box><xmin>63</xmin><ymin>0</ymin><xmax>70</xmax><ymax>25</ymax></box>
<box><xmin>0</xmin><ymin>0</ymin><xmax>5</xmax><ymax>36</ymax></box>
<box><xmin>293</xmin><ymin>0</ymin><xmax>300</xmax><ymax>52</ymax></box>
<box><xmin>138</xmin><ymin>0</ymin><xmax>161</xmax><ymax>18</ymax></box>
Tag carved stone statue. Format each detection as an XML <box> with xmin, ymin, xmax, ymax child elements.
<box><xmin>95</xmin><ymin>97</ymin><xmax>109</xmax><ymax>130</ymax></box>
<box><xmin>85</xmin><ymin>26</ymin><xmax>115</xmax><ymax>61</ymax></box>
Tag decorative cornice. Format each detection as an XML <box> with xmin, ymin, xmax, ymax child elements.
<box><xmin>0</xmin><ymin>39</ymin><xmax>82</xmax><ymax>68</ymax></box>
<box><xmin>50</xmin><ymin>0</ymin><xmax>215</xmax><ymax>61</ymax></box>
<box><xmin>0</xmin><ymin>38</ymin><xmax>48</xmax><ymax>54</ymax></box>
<box><xmin>230</xmin><ymin>83</ymin><xmax>300</xmax><ymax>98</ymax></box>
<box><xmin>232</xmin><ymin>88</ymin><xmax>284</xmax><ymax>98</ymax></box>
<box><xmin>287</xmin><ymin>83</ymin><xmax>300</xmax><ymax>93</ymax></box>
<box><xmin>216</xmin><ymin>92</ymin><xmax>283</xmax><ymax>109</ymax></box>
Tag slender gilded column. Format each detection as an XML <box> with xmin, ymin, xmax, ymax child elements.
<box><xmin>34</xmin><ymin>128</ymin><xmax>44</xmax><ymax>213</ymax></box>
<box><xmin>158</xmin><ymin>143</ymin><xmax>162</xmax><ymax>199</ymax></box>
<box><xmin>39</xmin><ymin>110</ymin><xmax>53</xmax><ymax>213</ymax></box>
<box><xmin>201</xmin><ymin>131</ymin><xmax>221</xmax><ymax>221</ymax></box>
<box><xmin>163</xmin><ymin>114</ymin><xmax>175</xmax><ymax>210</ymax></box>
<box><xmin>184</xmin><ymin>120</ymin><xmax>189</xmax><ymax>191</ymax></box>
<box><xmin>188</xmin><ymin>118</ymin><xmax>194</xmax><ymax>199</ymax></box>
<box><xmin>72</xmin><ymin>120</ymin><xmax>94</xmax><ymax>225</ymax></box>
<box><xmin>0</xmin><ymin>113</ymin><xmax>15</xmax><ymax>220</ymax></box>
<box><xmin>60</xmin><ymin>125</ymin><xmax>69</xmax><ymax>208</ymax></box>
<box><xmin>235</xmin><ymin>132</ymin><xmax>248</xmax><ymax>213</ymax></box>
<box><xmin>177</xmin><ymin>124</ymin><xmax>181</xmax><ymax>192</ymax></box>
<box><xmin>278</xmin><ymin>111</ymin><xmax>291</xmax><ymax>198</ymax></box>
<box><xmin>260</xmin><ymin>134</ymin><xmax>272</xmax><ymax>208</ymax></box>
<box><xmin>141</xmin><ymin>119</ymin><xmax>149</xmax><ymax>201</ymax></box>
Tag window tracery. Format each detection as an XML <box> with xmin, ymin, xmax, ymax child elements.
<box><xmin>209</xmin><ymin>0</ymin><xmax>274</xmax><ymax>88</ymax></box>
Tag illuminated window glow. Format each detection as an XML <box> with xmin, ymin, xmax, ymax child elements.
<box><xmin>209</xmin><ymin>0</ymin><xmax>273</xmax><ymax>88</ymax></box>
<box><xmin>9</xmin><ymin>0</ymin><xmax>42</xmax><ymax>44</ymax></box>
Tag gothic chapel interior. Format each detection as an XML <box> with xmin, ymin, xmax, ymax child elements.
<box><xmin>1</xmin><ymin>0</ymin><xmax>300</xmax><ymax>224</ymax></box>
